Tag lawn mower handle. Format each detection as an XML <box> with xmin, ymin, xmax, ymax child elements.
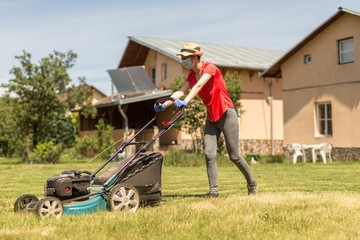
<box><xmin>117</xmin><ymin>97</ymin><xmax>184</xmax><ymax>153</ymax></box>
<box><xmin>153</xmin><ymin>97</ymin><xmax>184</xmax><ymax>118</ymax></box>
<box><xmin>90</xmin><ymin>97</ymin><xmax>184</xmax><ymax>180</ymax></box>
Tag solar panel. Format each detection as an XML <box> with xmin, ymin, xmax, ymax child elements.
<box><xmin>107</xmin><ymin>66</ymin><xmax>155</xmax><ymax>94</ymax></box>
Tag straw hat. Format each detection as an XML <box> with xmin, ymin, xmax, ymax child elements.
<box><xmin>176</xmin><ymin>43</ymin><xmax>203</xmax><ymax>57</ymax></box>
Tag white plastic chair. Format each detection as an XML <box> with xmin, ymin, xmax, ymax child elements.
<box><xmin>289</xmin><ymin>143</ymin><xmax>306</xmax><ymax>164</ymax></box>
<box><xmin>324</xmin><ymin>143</ymin><xmax>333</xmax><ymax>163</ymax></box>
<box><xmin>316</xmin><ymin>143</ymin><xmax>332</xmax><ymax>163</ymax></box>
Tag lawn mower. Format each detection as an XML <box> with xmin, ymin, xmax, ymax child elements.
<box><xmin>14</xmin><ymin>98</ymin><xmax>183</xmax><ymax>219</ymax></box>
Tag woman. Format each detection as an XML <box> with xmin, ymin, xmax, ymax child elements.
<box><xmin>154</xmin><ymin>43</ymin><xmax>258</xmax><ymax>197</ymax></box>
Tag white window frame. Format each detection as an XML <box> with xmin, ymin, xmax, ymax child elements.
<box><xmin>150</xmin><ymin>67</ymin><xmax>156</xmax><ymax>86</ymax></box>
<box><xmin>316</xmin><ymin>102</ymin><xmax>332</xmax><ymax>137</ymax></box>
<box><xmin>162</xmin><ymin>63</ymin><xmax>167</xmax><ymax>81</ymax></box>
<box><xmin>304</xmin><ymin>54</ymin><xmax>312</xmax><ymax>64</ymax></box>
<box><xmin>338</xmin><ymin>38</ymin><xmax>354</xmax><ymax>64</ymax></box>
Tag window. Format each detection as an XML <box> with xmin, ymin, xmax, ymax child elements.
<box><xmin>316</xmin><ymin>102</ymin><xmax>332</xmax><ymax>137</ymax></box>
<box><xmin>338</xmin><ymin>38</ymin><xmax>354</xmax><ymax>64</ymax></box>
<box><xmin>162</xmin><ymin>64</ymin><xmax>167</xmax><ymax>81</ymax></box>
<box><xmin>150</xmin><ymin>67</ymin><xmax>156</xmax><ymax>86</ymax></box>
<box><xmin>304</xmin><ymin>55</ymin><xmax>311</xmax><ymax>64</ymax></box>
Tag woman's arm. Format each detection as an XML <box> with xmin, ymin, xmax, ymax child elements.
<box><xmin>184</xmin><ymin>73</ymin><xmax>212</xmax><ymax>104</ymax></box>
<box><xmin>164</xmin><ymin>81</ymin><xmax>191</xmax><ymax>108</ymax></box>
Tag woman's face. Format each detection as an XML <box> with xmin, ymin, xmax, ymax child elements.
<box><xmin>181</xmin><ymin>55</ymin><xmax>196</xmax><ymax>61</ymax></box>
<box><xmin>181</xmin><ymin>55</ymin><xmax>197</xmax><ymax>69</ymax></box>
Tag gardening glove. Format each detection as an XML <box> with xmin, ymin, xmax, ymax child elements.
<box><xmin>174</xmin><ymin>99</ymin><xmax>188</xmax><ymax>109</ymax></box>
<box><xmin>154</xmin><ymin>102</ymin><xmax>166</xmax><ymax>112</ymax></box>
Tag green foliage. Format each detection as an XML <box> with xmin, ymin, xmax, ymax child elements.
<box><xmin>166</xmin><ymin>149</ymin><xmax>284</xmax><ymax>167</ymax></box>
<box><xmin>29</xmin><ymin>141</ymin><xmax>62</xmax><ymax>164</ymax></box>
<box><xmin>95</xmin><ymin>118</ymin><xmax>115</xmax><ymax>157</ymax></box>
<box><xmin>244</xmin><ymin>154</ymin><xmax>262</xmax><ymax>164</ymax></box>
<box><xmin>223</xmin><ymin>71</ymin><xmax>243</xmax><ymax>115</ymax></box>
<box><xmin>164</xmin><ymin>148</ymin><xmax>204</xmax><ymax>167</ymax></box>
<box><xmin>262</xmin><ymin>155</ymin><xmax>285</xmax><ymax>163</ymax></box>
<box><xmin>0</xmin><ymin>98</ymin><xmax>27</xmax><ymax>157</ymax></box>
<box><xmin>65</xmin><ymin>77</ymin><xmax>97</xmax><ymax>119</ymax></box>
<box><xmin>75</xmin><ymin>135</ymin><xmax>97</xmax><ymax>158</ymax></box>
<box><xmin>164</xmin><ymin>147</ymin><xmax>235</xmax><ymax>167</ymax></box>
<box><xmin>75</xmin><ymin>118</ymin><xmax>115</xmax><ymax>158</ymax></box>
<box><xmin>244</xmin><ymin>154</ymin><xmax>285</xmax><ymax>164</ymax></box>
<box><xmin>38</xmin><ymin>112</ymin><xmax>75</xmax><ymax>148</ymax></box>
<box><xmin>0</xmin><ymin>50</ymin><xmax>96</xmax><ymax>156</ymax></box>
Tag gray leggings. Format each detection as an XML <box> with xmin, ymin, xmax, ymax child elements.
<box><xmin>204</xmin><ymin>108</ymin><xmax>255</xmax><ymax>194</ymax></box>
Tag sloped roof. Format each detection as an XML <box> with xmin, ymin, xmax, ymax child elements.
<box><xmin>120</xmin><ymin>36</ymin><xmax>284</xmax><ymax>71</ymax></box>
<box><xmin>262</xmin><ymin>7</ymin><xmax>360</xmax><ymax>78</ymax></box>
<box><xmin>58</xmin><ymin>84</ymin><xmax>106</xmax><ymax>101</ymax></box>
<box><xmin>92</xmin><ymin>90</ymin><xmax>172</xmax><ymax>108</ymax></box>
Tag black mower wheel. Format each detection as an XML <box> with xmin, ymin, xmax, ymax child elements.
<box><xmin>107</xmin><ymin>184</ymin><xmax>140</xmax><ymax>212</ymax></box>
<box><xmin>14</xmin><ymin>194</ymin><xmax>39</xmax><ymax>213</ymax></box>
<box><xmin>36</xmin><ymin>197</ymin><xmax>64</xmax><ymax>219</ymax></box>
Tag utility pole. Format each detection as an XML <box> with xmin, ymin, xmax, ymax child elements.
<box><xmin>270</xmin><ymin>81</ymin><xmax>274</xmax><ymax>156</ymax></box>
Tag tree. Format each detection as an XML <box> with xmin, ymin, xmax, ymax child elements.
<box><xmin>224</xmin><ymin>71</ymin><xmax>243</xmax><ymax>114</ymax></box>
<box><xmin>0</xmin><ymin>98</ymin><xmax>27</xmax><ymax>157</ymax></box>
<box><xmin>1</xmin><ymin>50</ymin><xmax>96</xmax><ymax>157</ymax></box>
<box><xmin>170</xmin><ymin>71</ymin><xmax>243</xmax><ymax>153</ymax></box>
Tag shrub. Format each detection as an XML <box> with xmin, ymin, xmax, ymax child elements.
<box><xmin>269</xmin><ymin>155</ymin><xmax>285</xmax><ymax>163</ymax></box>
<box><xmin>244</xmin><ymin>154</ymin><xmax>261</xmax><ymax>164</ymax></box>
<box><xmin>29</xmin><ymin>141</ymin><xmax>63</xmax><ymax>164</ymax></box>
<box><xmin>74</xmin><ymin>135</ymin><xmax>97</xmax><ymax>158</ymax></box>
<box><xmin>73</xmin><ymin>118</ymin><xmax>115</xmax><ymax>159</ymax></box>
<box><xmin>95</xmin><ymin>118</ymin><xmax>115</xmax><ymax>158</ymax></box>
<box><xmin>262</xmin><ymin>155</ymin><xmax>285</xmax><ymax>164</ymax></box>
<box><xmin>164</xmin><ymin>148</ymin><xmax>204</xmax><ymax>167</ymax></box>
<box><xmin>164</xmin><ymin>147</ymin><xmax>234</xmax><ymax>167</ymax></box>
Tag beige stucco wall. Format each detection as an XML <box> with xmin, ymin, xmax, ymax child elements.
<box><xmin>281</xmin><ymin>13</ymin><xmax>360</xmax><ymax>147</ymax></box>
<box><xmin>92</xmin><ymin>90</ymin><xmax>106</xmax><ymax>104</ymax></box>
<box><xmin>144</xmin><ymin>50</ymin><xmax>185</xmax><ymax>90</ymax></box>
<box><xmin>239</xmin><ymin>99</ymin><xmax>283</xmax><ymax>140</ymax></box>
<box><xmin>238</xmin><ymin>70</ymin><xmax>283</xmax><ymax>141</ymax></box>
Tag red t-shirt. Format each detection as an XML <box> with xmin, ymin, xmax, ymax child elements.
<box><xmin>186</xmin><ymin>62</ymin><xmax>234</xmax><ymax>122</ymax></box>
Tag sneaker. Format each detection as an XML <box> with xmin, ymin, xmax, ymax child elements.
<box><xmin>203</xmin><ymin>192</ymin><xmax>219</xmax><ymax>198</ymax></box>
<box><xmin>247</xmin><ymin>182</ymin><xmax>258</xmax><ymax>195</ymax></box>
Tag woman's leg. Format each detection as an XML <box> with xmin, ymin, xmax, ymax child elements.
<box><xmin>220</xmin><ymin>109</ymin><xmax>256</xmax><ymax>185</ymax></box>
<box><xmin>204</xmin><ymin>118</ymin><xmax>221</xmax><ymax>194</ymax></box>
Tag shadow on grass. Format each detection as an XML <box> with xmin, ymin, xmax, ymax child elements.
<box><xmin>163</xmin><ymin>194</ymin><xmax>204</xmax><ymax>199</ymax></box>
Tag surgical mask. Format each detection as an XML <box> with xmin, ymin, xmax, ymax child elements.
<box><xmin>182</xmin><ymin>58</ymin><xmax>194</xmax><ymax>69</ymax></box>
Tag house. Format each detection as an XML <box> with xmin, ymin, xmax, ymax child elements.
<box><xmin>262</xmin><ymin>7</ymin><xmax>360</xmax><ymax>161</ymax></box>
<box><xmin>62</xmin><ymin>84</ymin><xmax>107</xmax><ymax>118</ymax></box>
<box><xmin>89</xmin><ymin>85</ymin><xmax>107</xmax><ymax>104</ymax></box>
<box><xmin>79</xmin><ymin>36</ymin><xmax>284</xmax><ymax>155</ymax></box>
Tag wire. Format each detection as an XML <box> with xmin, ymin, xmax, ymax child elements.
<box><xmin>82</xmin><ymin>137</ymin><xmax>126</xmax><ymax>167</ymax></box>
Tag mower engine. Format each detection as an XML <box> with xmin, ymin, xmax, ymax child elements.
<box><xmin>44</xmin><ymin>170</ymin><xmax>91</xmax><ymax>200</ymax></box>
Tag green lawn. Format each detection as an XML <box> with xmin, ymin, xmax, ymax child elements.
<box><xmin>1</xmin><ymin>160</ymin><xmax>360</xmax><ymax>239</ymax></box>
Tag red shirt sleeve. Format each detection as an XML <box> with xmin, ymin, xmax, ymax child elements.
<box><xmin>201</xmin><ymin>63</ymin><xmax>216</xmax><ymax>76</ymax></box>
<box><xmin>186</xmin><ymin>70</ymin><xmax>196</xmax><ymax>87</ymax></box>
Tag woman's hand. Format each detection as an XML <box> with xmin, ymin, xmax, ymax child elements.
<box><xmin>154</xmin><ymin>102</ymin><xmax>166</xmax><ymax>112</ymax></box>
<box><xmin>174</xmin><ymin>99</ymin><xmax>188</xmax><ymax>109</ymax></box>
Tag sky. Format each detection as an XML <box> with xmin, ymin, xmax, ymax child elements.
<box><xmin>1</xmin><ymin>0</ymin><xmax>360</xmax><ymax>96</ymax></box>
